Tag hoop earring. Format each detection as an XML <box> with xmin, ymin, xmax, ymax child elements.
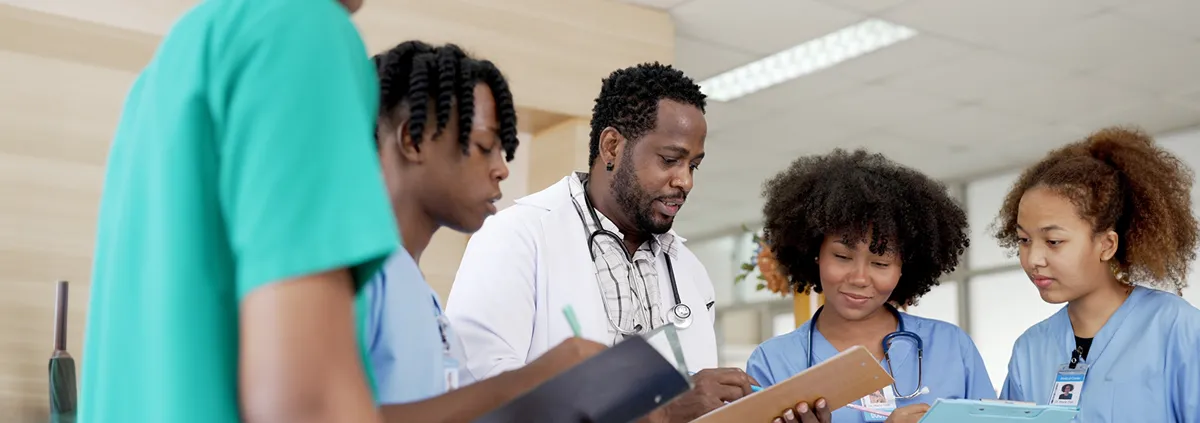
<box><xmin>605</xmin><ymin>162</ymin><xmax>614</xmax><ymax>171</ymax></box>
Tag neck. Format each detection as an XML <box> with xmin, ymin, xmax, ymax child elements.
<box><xmin>585</xmin><ymin>171</ymin><xmax>648</xmax><ymax>254</ymax></box>
<box><xmin>1067</xmin><ymin>276</ymin><xmax>1132</xmax><ymax>338</ymax></box>
<box><xmin>816</xmin><ymin>305</ymin><xmax>897</xmax><ymax>351</ymax></box>
<box><xmin>392</xmin><ymin>184</ymin><xmax>440</xmax><ymax>263</ymax></box>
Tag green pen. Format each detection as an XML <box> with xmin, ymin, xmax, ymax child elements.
<box><xmin>563</xmin><ymin>305</ymin><xmax>583</xmax><ymax>337</ymax></box>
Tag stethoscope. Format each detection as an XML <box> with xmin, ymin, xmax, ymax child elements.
<box><xmin>807</xmin><ymin>304</ymin><xmax>924</xmax><ymax>399</ymax></box>
<box><xmin>574</xmin><ymin>180</ymin><xmax>692</xmax><ymax>336</ymax></box>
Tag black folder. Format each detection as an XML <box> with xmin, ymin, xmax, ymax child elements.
<box><xmin>473</xmin><ymin>336</ymin><xmax>690</xmax><ymax>423</ymax></box>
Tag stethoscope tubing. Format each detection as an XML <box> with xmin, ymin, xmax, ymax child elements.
<box><xmin>808</xmin><ymin>304</ymin><xmax>925</xmax><ymax>399</ymax></box>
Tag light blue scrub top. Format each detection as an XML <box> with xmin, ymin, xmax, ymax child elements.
<box><xmin>747</xmin><ymin>311</ymin><xmax>996</xmax><ymax>423</ymax></box>
<box><xmin>362</xmin><ymin>249</ymin><xmax>473</xmax><ymax>404</ymax></box>
<box><xmin>1000</xmin><ymin>285</ymin><xmax>1200</xmax><ymax>423</ymax></box>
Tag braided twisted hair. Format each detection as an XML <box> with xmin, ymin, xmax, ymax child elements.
<box><xmin>372</xmin><ymin>41</ymin><xmax>519</xmax><ymax>161</ymax></box>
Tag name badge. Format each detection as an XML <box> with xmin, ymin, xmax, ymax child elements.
<box><xmin>1048</xmin><ymin>363</ymin><xmax>1087</xmax><ymax>407</ymax></box>
<box><xmin>435</xmin><ymin>313</ymin><xmax>464</xmax><ymax>392</ymax></box>
<box><xmin>859</xmin><ymin>387</ymin><xmax>898</xmax><ymax>422</ymax></box>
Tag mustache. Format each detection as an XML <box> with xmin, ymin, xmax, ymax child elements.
<box><xmin>656</xmin><ymin>192</ymin><xmax>688</xmax><ymax>202</ymax></box>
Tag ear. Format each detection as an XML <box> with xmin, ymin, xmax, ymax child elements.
<box><xmin>395</xmin><ymin>117</ymin><xmax>425</xmax><ymax>163</ymax></box>
<box><xmin>598</xmin><ymin>127</ymin><xmax>625</xmax><ymax>168</ymax></box>
<box><xmin>1098</xmin><ymin>230</ymin><xmax>1119</xmax><ymax>262</ymax></box>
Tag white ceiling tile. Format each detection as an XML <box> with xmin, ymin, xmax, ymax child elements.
<box><xmin>979</xmin><ymin>73</ymin><xmax>1158</xmax><ymax>126</ymax></box>
<box><xmin>726</xmin><ymin>64</ymin><xmax>862</xmax><ymax>112</ymax></box>
<box><xmin>674</xmin><ymin>36</ymin><xmax>760</xmax><ymax>81</ymax></box>
<box><xmin>1057</xmin><ymin>98</ymin><xmax>1200</xmax><ymax>137</ymax></box>
<box><xmin>1016</xmin><ymin>12</ymin><xmax>1193</xmax><ymax>74</ymax></box>
<box><xmin>671</xmin><ymin>0</ymin><xmax>866</xmax><ymax>55</ymax></box>
<box><xmin>1114</xmin><ymin>0</ymin><xmax>1200</xmax><ymax>40</ymax></box>
<box><xmin>833</xmin><ymin>34</ymin><xmax>973</xmax><ymax>83</ymax></box>
<box><xmin>834</xmin><ymin>130</ymin><xmax>996</xmax><ymax>180</ymax></box>
<box><xmin>883</xmin><ymin>49</ymin><xmax>1072</xmax><ymax>103</ymax></box>
<box><xmin>882</xmin><ymin>0</ymin><xmax>1126</xmax><ymax>52</ymax></box>
<box><xmin>818</xmin><ymin>80</ymin><xmax>960</xmax><ymax>130</ymax></box>
<box><xmin>1089</xmin><ymin>42</ymin><xmax>1200</xmax><ymax>96</ymax></box>
<box><xmin>884</xmin><ymin>104</ymin><xmax>1076</xmax><ymax>151</ymax></box>
<box><xmin>818</xmin><ymin>0</ymin><xmax>911</xmax><ymax>14</ymax></box>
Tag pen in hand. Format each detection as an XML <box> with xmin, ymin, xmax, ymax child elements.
<box><xmin>687</xmin><ymin>371</ymin><xmax>764</xmax><ymax>393</ymax></box>
<box><xmin>563</xmin><ymin>305</ymin><xmax>583</xmax><ymax>337</ymax></box>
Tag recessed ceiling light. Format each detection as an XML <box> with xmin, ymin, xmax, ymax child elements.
<box><xmin>698</xmin><ymin>19</ymin><xmax>918</xmax><ymax>102</ymax></box>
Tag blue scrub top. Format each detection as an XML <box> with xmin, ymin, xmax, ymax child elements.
<box><xmin>1000</xmin><ymin>285</ymin><xmax>1200</xmax><ymax>423</ymax></box>
<box><xmin>747</xmin><ymin>311</ymin><xmax>996</xmax><ymax>422</ymax></box>
<box><xmin>362</xmin><ymin>249</ymin><xmax>472</xmax><ymax>404</ymax></box>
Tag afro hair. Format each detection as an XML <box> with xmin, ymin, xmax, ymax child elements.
<box><xmin>761</xmin><ymin>149</ymin><xmax>969</xmax><ymax>306</ymax></box>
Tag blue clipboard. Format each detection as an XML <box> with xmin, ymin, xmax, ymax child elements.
<box><xmin>919</xmin><ymin>399</ymin><xmax>1079</xmax><ymax>423</ymax></box>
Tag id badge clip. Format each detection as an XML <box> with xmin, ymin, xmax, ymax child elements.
<box><xmin>859</xmin><ymin>387</ymin><xmax>897</xmax><ymax>422</ymax></box>
<box><xmin>1048</xmin><ymin>347</ymin><xmax>1088</xmax><ymax>407</ymax></box>
<box><xmin>436</xmin><ymin>314</ymin><xmax>462</xmax><ymax>392</ymax></box>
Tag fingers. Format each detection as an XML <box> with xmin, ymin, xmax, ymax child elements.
<box><xmin>693</xmin><ymin>367</ymin><xmax>757</xmax><ymax>396</ymax></box>
<box><xmin>814</xmin><ymin>398</ymin><xmax>831</xmax><ymax>423</ymax></box>
<box><xmin>794</xmin><ymin>401</ymin><xmax>819</xmax><ymax>423</ymax></box>
<box><xmin>781</xmin><ymin>406</ymin><xmax>799</xmax><ymax>423</ymax></box>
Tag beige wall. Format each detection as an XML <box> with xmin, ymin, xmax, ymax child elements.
<box><xmin>0</xmin><ymin>0</ymin><xmax>673</xmax><ymax>419</ymax></box>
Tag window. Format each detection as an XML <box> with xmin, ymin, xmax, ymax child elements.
<box><xmin>906</xmin><ymin>280</ymin><xmax>960</xmax><ymax>327</ymax></box>
<box><xmin>967</xmin><ymin>270</ymin><xmax>1063</xmax><ymax>393</ymax></box>
<box><xmin>966</xmin><ymin>171</ymin><xmax>1021</xmax><ymax>270</ymax></box>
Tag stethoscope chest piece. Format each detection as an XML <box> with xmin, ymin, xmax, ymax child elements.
<box><xmin>669</xmin><ymin>303</ymin><xmax>693</xmax><ymax>329</ymax></box>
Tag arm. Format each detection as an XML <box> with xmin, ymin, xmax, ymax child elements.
<box><xmin>445</xmin><ymin>212</ymin><xmax>539</xmax><ymax>379</ymax></box>
<box><xmin>219</xmin><ymin>3</ymin><xmax>397</xmax><ymax>422</ymax></box>
<box><xmin>1172</xmin><ymin>315</ymin><xmax>1200</xmax><ymax>422</ymax></box>
<box><xmin>745</xmin><ymin>345</ymin><xmax>779</xmax><ymax>388</ymax></box>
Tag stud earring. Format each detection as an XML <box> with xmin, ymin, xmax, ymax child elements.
<box><xmin>606</xmin><ymin>162</ymin><xmax>614</xmax><ymax>171</ymax></box>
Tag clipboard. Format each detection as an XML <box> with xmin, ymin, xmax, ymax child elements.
<box><xmin>639</xmin><ymin>323</ymin><xmax>689</xmax><ymax>378</ymax></box>
<box><xmin>918</xmin><ymin>399</ymin><xmax>1080</xmax><ymax>423</ymax></box>
<box><xmin>693</xmin><ymin>346</ymin><xmax>893</xmax><ymax>423</ymax></box>
<box><xmin>472</xmin><ymin>336</ymin><xmax>689</xmax><ymax>423</ymax></box>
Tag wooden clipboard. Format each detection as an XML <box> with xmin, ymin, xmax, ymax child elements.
<box><xmin>693</xmin><ymin>346</ymin><xmax>893</xmax><ymax>423</ymax></box>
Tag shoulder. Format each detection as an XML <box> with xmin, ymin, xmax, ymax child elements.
<box><xmin>1011</xmin><ymin>306</ymin><xmax>1067</xmax><ymax>350</ymax></box>
<box><xmin>1134</xmin><ymin>286</ymin><xmax>1200</xmax><ymax>330</ymax></box>
<box><xmin>473</xmin><ymin>203</ymin><xmax>549</xmax><ymax>241</ymax></box>
<box><xmin>755</xmin><ymin>322</ymin><xmax>811</xmax><ymax>358</ymax></box>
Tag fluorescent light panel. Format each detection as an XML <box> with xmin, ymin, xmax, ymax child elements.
<box><xmin>698</xmin><ymin>19</ymin><xmax>918</xmax><ymax>102</ymax></box>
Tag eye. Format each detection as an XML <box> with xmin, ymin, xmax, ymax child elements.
<box><xmin>1047</xmin><ymin>240</ymin><xmax>1063</xmax><ymax>246</ymax></box>
<box><xmin>834</xmin><ymin>254</ymin><xmax>851</xmax><ymax>261</ymax></box>
<box><xmin>661</xmin><ymin>156</ymin><xmax>679</xmax><ymax>165</ymax></box>
<box><xmin>689</xmin><ymin>163</ymin><xmax>700</xmax><ymax>171</ymax></box>
<box><xmin>872</xmin><ymin>262</ymin><xmax>891</xmax><ymax>268</ymax></box>
<box><xmin>1016</xmin><ymin>237</ymin><xmax>1030</xmax><ymax>245</ymax></box>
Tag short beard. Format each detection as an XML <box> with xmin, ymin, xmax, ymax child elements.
<box><xmin>611</xmin><ymin>151</ymin><xmax>673</xmax><ymax>235</ymax></box>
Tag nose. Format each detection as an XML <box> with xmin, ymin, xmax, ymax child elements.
<box><xmin>670</xmin><ymin>167</ymin><xmax>693</xmax><ymax>194</ymax></box>
<box><xmin>1026</xmin><ymin>243</ymin><xmax>1048</xmax><ymax>268</ymax></box>
<box><xmin>493</xmin><ymin>155</ymin><xmax>510</xmax><ymax>182</ymax></box>
<box><xmin>847</xmin><ymin>259</ymin><xmax>870</xmax><ymax>287</ymax></box>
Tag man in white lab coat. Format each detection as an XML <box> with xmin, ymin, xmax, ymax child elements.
<box><xmin>447</xmin><ymin>63</ymin><xmax>832</xmax><ymax>423</ymax></box>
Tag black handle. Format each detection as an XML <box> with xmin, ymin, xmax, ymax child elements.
<box><xmin>54</xmin><ymin>281</ymin><xmax>69</xmax><ymax>351</ymax></box>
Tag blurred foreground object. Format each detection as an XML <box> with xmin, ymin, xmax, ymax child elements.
<box><xmin>49</xmin><ymin>280</ymin><xmax>77</xmax><ymax>423</ymax></box>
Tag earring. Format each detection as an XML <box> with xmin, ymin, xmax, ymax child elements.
<box><xmin>605</xmin><ymin>162</ymin><xmax>614</xmax><ymax>171</ymax></box>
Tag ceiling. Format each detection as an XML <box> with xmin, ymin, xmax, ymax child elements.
<box><xmin>614</xmin><ymin>0</ymin><xmax>1200</xmax><ymax>240</ymax></box>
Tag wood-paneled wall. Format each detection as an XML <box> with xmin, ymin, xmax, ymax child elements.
<box><xmin>0</xmin><ymin>1</ymin><xmax>673</xmax><ymax>420</ymax></box>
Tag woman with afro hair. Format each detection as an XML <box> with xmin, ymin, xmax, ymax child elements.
<box><xmin>994</xmin><ymin>127</ymin><xmax>1200</xmax><ymax>423</ymax></box>
<box><xmin>746</xmin><ymin>149</ymin><xmax>994</xmax><ymax>423</ymax></box>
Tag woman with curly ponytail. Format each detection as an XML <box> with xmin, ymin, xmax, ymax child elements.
<box><xmin>995</xmin><ymin>126</ymin><xmax>1200</xmax><ymax>422</ymax></box>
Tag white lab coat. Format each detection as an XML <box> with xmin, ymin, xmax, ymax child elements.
<box><xmin>445</xmin><ymin>176</ymin><xmax>720</xmax><ymax>380</ymax></box>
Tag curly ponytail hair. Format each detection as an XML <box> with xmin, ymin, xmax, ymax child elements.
<box><xmin>372</xmin><ymin>41</ymin><xmax>519</xmax><ymax>161</ymax></box>
<box><xmin>994</xmin><ymin>126</ymin><xmax>1199</xmax><ymax>289</ymax></box>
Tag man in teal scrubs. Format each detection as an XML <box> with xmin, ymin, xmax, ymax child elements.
<box><xmin>78</xmin><ymin>0</ymin><xmax>397</xmax><ymax>422</ymax></box>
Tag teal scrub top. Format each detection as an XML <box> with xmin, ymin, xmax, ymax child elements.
<box><xmin>78</xmin><ymin>0</ymin><xmax>399</xmax><ymax>421</ymax></box>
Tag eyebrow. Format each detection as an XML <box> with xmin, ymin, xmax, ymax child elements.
<box><xmin>1016</xmin><ymin>224</ymin><xmax>1066</xmax><ymax>232</ymax></box>
<box><xmin>662</xmin><ymin>145</ymin><xmax>704</xmax><ymax>160</ymax></box>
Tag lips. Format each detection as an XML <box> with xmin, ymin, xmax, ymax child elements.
<box><xmin>840</xmin><ymin>292</ymin><xmax>872</xmax><ymax>307</ymax></box>
<box><xmin>656</xmin><ymin>197</ymin><xmax>685</xmax><ymax>217</ymax></box>
<box><xmin>1032</xmin><ymin>276</ymin><xmax>1055</xmax><ymax>289</ymax></box>
<box><xmin>486</xmin><ymin>193</ymin><xmax>502</xmax><ymax>214</ymax></box>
